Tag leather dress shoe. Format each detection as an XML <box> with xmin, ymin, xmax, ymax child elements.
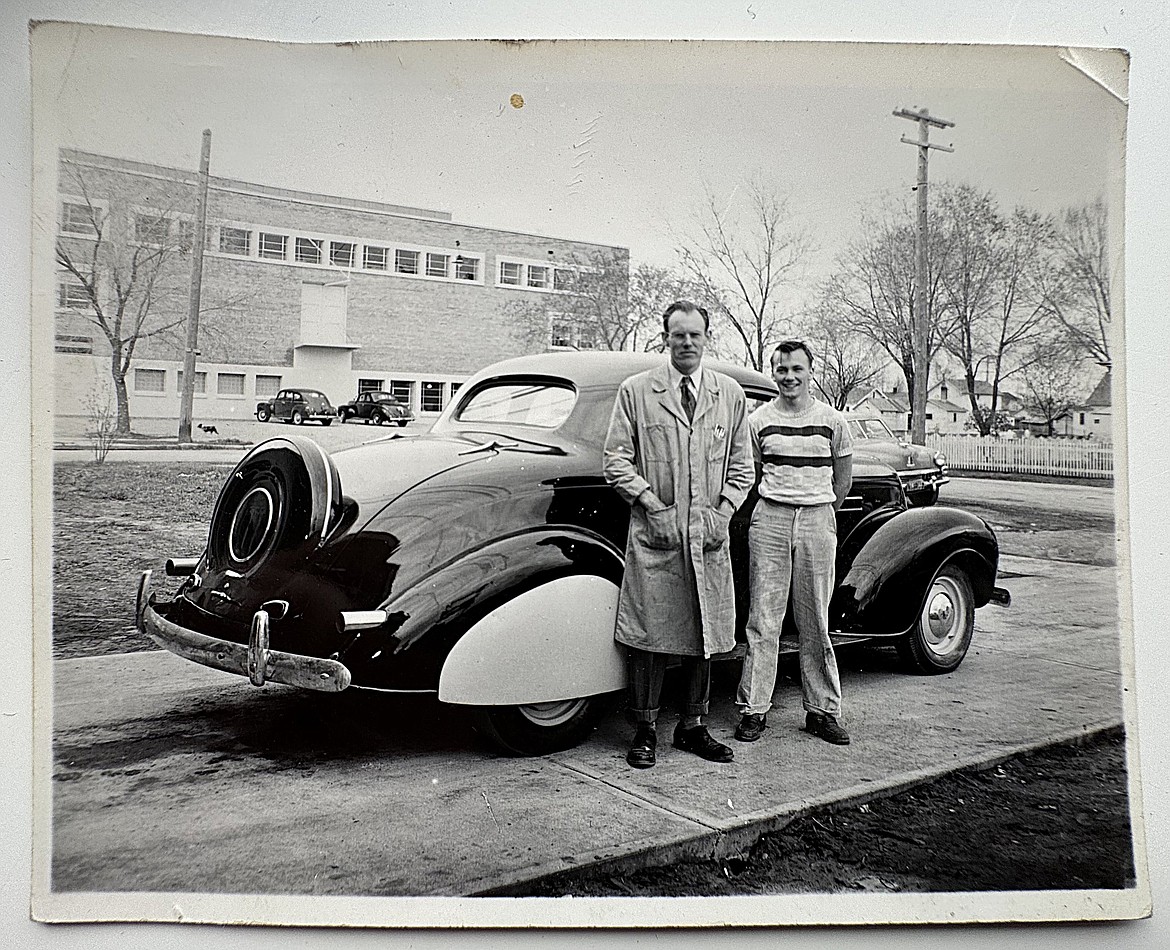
<box><xmin>626</xmin><ymin>724</ymin><xmax>657</xmax><ymax>768</ymax></box>
<box><xmin>672</xmin><ymin>724</ymin><xmax>734</xmax><ymax>763</ymax></box>
<box><xmin>735</xmin><ymin>713</ymin><xmax>767</xmax><ymax>742</ymax></box>
<box><xmin>804</xmin><ymin>712</ymin><xmax>851</xmax><ymax>745</ymax></box>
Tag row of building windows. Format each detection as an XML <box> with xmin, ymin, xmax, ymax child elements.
<box><xmin>133</xmin><ymin>367</ymin><xmax>282</xmax><ymax>398</ymax></box>
<box><xmin>214</xmin><ymin>223</ymin><xmax>578</xmax><ymax>292</ymax></box>
<box><xmin>127</xmin><ymin>367</ymin><xmax>464</xmax><ymax>413</ymax></box>
<box><xmin>356</xmin><ymin>377</ymin><xmax>462</xmax><ymax>413</ymax></box>
<box><xmin>60</xmin><ymin>198</ymin><xmax>590</xmax><ymax>295</ymax></box>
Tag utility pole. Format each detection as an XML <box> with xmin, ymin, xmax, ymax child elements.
<box><xmin>178</xmin><ymin>129</ymin><xmax>212</xmax><ymax>443</ymax></box>
<box><xmin>893</xmin><ymin>106</ymin><xmax>953</xmax><ymax>444</ymax></box>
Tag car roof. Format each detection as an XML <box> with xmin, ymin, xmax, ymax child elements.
<box><xmin>471</xmin><ymin>351</ymin><xmax>777</xmax><ymax>394</ymax></box>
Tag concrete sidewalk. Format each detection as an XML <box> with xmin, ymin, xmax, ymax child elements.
<box><xmin>47</xmin><ymin>551</ymin><xmax>1125</xmax><ymax>901</ymax></box>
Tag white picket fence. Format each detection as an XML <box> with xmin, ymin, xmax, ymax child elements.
<box><xmin>926</xmin><ymin>435</ymin><xmax>1113</xmax><ymax>478</ymax></box>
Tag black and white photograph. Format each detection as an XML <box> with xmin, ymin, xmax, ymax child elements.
<box><xmin>6</xmin><ymin>2</ymin><xmax>1169</xmax><ymax>945</ymax></box>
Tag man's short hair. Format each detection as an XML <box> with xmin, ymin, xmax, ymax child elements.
<box><xmin>662</xmin><ymin>300</ymin><xmax>710</xmax><ymax>334</ymax></box>
<box><xmin>772</xmin><ymin>339</ymin><xmax>815</xmax><ymax>370</ymax></box>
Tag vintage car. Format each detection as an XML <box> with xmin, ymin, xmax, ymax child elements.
<box><xmin>255</xmin><ymin>388</ymin><xmax>336</xmax><ymax>426</ymax></box>
<box><xmin>138</xmin><ymin>352</ymin><xmax>1009</xmax><ymax>756</ymax></box>
<box><xmin>846</xmin><ymin>412</ymin><xmax>949</xmax><ymax>507</ymax></box>
<box><xmin>337</xmin><ymin>391</ymin><xmax>415</xmax><ymax>427</ymax></box>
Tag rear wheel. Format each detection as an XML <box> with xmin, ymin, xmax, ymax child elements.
<box><xmin>291</xmin><ymin>409</ymin><xmax>306</xmax><ymax>426</ymax></box>
<box><xmin>896</xmin><ymin>563</ymin><xmax>974</xmax><ymax>673</ymax></box>
<box><xmin>256</xmin><ymin>406</ymin><xmax>271</xmax><ymax>422</ymax></box>
<box><xmin>338</xmin><ymin>409</ymin><xmax>352</xmax><ymax>423</ymax></box>
<box><xmin>472</xmin><ymin>695</ymin><xmax>608</xmax><ymax>756</ymax></box>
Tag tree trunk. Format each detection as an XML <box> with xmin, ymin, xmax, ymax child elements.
<box><xmin>110</xmin><ymin>348</ymin><xmax>131</xmax><ymax>434</ymax></box>
<box><xmin>964</xmin><ymin>371</ymin><xmax>991</xmax><ymax>436</ymax></box>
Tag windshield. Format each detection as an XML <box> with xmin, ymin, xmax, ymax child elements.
<box><xmin>455</xmin><ymin>381</ymin><xmax>577</xmax><ymax>429</ymax></box>
<box><xmin>850</xmin><ymin>418</ymin><xmax>897</xmax><ymax>441</ymax></box>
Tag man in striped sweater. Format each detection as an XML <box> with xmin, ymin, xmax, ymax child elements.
<box><xmin>735</xmin><ymin>340</ymin><xmax>854</xmax><ymax>746</ymax></box>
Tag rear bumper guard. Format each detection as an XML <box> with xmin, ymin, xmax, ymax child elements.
<box><xmin>989</xmin><ymin>586</ymin><xmax>1012</xmax><ymax>607</ymax></box>
<box><xmin>136</xmin><ymin>570</ymin><xmax>352</xmax><ymax>692</ymax></box>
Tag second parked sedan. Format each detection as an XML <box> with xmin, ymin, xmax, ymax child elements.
<box><xmin>256</xmin><ymin>389</ymin><xmax>335</xmax><ymax>426</ymax></box>
<box><xmin>337</xmin><ymin>391</ymin><xmax>414</xmax><ymax>427</ymax></box>
<box><xmin>846</xmin><ymin>413</ymin><xmax>949</xmax><ymax>507</ymax></box>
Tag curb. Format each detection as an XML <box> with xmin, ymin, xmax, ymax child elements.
<box><xmin>473</xmin><ymin>719</ymin><xmax>1125</xmax><ymax>896</ymax></box>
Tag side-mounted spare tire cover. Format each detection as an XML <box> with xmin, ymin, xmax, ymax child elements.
<box><xmin>205</xmin><ymin>435</ymin><xmax>344</xmax><ymax>578</ymax></box>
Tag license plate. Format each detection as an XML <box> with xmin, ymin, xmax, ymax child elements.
<box><xmin>904</xmin><ymin>477</ymin><xmax>925</xmax><ymax>493</ymax></box>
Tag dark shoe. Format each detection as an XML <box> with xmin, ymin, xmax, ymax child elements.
<box><xmin>734</xmin><ymin>713</ymin><xmax>767</xmax><ymax>742</ymax></box>
<box><xmin>804</xmin><ymin>712</ymin><xmax>851</xmax><ymax>745</ymax></box>
<box><xmin>672</xmin><ymin>724</ymin><xmax>734</xmax><ymax>763</ymax></box>
<box><xmin>626</xmin><ymin>724</ymin><xmax>657</xmax><ymax>769</ymax></box>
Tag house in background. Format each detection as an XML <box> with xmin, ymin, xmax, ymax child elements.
<box><xmin>1055</xmin><ymin>371</ymin><xmax>1113</xmax><ymax>441</ymax></box>
<box><xmin>847</xmin><ymin>383</ymin><xmax>969</xmax><ymax>438</ymax></box>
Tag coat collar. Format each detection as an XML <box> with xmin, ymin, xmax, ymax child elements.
<box><xmin>648</xmin><ymin>360</ymin><xmax>721</xmax><ymax>426</ymax></box>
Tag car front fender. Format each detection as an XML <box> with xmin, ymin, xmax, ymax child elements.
<box><xmin>833</xmin><ymin>507</ymin><xmax>999</xmax><ymax>637</ymax></box>
<box><xmin>339</xmin><ymin>527</ymin><xmax>624</xmax><ymax>693</ymax></box>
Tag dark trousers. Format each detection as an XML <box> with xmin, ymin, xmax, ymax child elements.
<box><xmin>626</xmin><ymin>647</ymin><xmax>711</xmax><ymax>725</ymax></box>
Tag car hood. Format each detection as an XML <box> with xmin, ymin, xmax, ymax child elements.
<box><xmin>852</xmin><ymin>437</ymin><xmax>936</xmax><ymax>471</ymax></box>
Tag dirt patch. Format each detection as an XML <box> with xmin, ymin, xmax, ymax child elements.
<box><xmin>53</xmin><ymin>461</ymin><xmax>230</xmax><ymax>659</ymax></box>
<box><xmin>938</xmin><ymin>498</ymin><xmax>1117</xmax><ymax>567</ymax></box>
<box><xmin>516</xmin><ymin>731</ymin><xmax>1136</xmax><ymax>897</ymax></box>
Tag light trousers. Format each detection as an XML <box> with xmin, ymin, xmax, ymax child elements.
<box><xmin>736</xmin><ymin>499</ymin><xmax>842</xmax><ymax>717</ymax></box>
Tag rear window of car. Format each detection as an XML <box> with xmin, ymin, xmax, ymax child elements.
<box><xmin>455</xmin><ymin>381</ymin><xmax>577</xmax><ymax>429</ymax></box>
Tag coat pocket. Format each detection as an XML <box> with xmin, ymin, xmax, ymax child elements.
<box><xmin>641</xmin><ymin>504</ymin><xmax>681</xmax><ymax>550</ymax></box>
<box><xmin>701</xmin><ymin>506</ymin><xmax>732</xmax><ymax>551</ymax></box>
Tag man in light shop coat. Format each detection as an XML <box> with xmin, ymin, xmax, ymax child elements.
<box><xmin>603</xmin><ymin>300</ymin><xmax>754</xmax><ymax>769</ymax></box>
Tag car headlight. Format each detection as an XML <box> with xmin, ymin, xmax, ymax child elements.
<box><xmin>934</xmin><ymin>451</ymin><xmax>947</xmax><ymax>467</ymax></box>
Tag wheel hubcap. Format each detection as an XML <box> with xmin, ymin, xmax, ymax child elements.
<box><xmin>921</xmin><ymin>576</ymin><xmax>968</xmax><ymax>657</ymax></box>
<box><xmin>517</xmin><ymin>698</ymin><xmax>587</xmax><ymax>727</ymax></box>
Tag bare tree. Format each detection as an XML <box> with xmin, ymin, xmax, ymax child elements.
<box><xmin>56</xmin><ymin>167</ymin><xmax>195</xmax><ymax>432</ymax></box>
<box><xmin>798</xmin><ymin>303</ymin><xmax>884</xmax><ymax>410</ymax></box>
<box><xmin>1036</xmin><ymin>198</ymin><xmax>1113</xmax><ymax>369</ymax></box>
<box><xmin>676</xmin><ymin>181</ymin><xmax>811</xmax><ymax>370</ymax></box>
<box><xmin>937</xmin><ymin>185</ymin><xmax>1054</xmax><ymax>435</ymax></box>
<box><xmin>505</xmin><ymin>251</ymin><xmax>697</xmax><ymax>354</ymax></box>
<box><xmin>1021</xmin><ymin>339</ymin><xmax>1090</xmax><ymax>436</ymax></box>
<box><xmin>824</xmin><ymin>196</ymin><xmax>953</xmax><ymax>434</ymax></box>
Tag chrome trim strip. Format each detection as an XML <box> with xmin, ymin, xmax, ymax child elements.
<box><xmin>305</xmin><ymin>437</ymin><xmax>334</xmax><ymax>541</ymax></box>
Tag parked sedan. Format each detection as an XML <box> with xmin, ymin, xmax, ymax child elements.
<box><xmin>255</xmin><ymin>389</ymin><xmax>335</xmax><ymax>426</ymax></box>
<box><xmin>847</xmin><ymin>412</ymin><xmax>949</xmax><ymax>507</ymax></box>
<box><xmin>138</xmin><ymin>353</ymin><xmax>1008</xmax><ymax>756</ymax></box>
<box><xmin>337</xmin><ymin>391</ymin><xmax>414</xmax><ymax>427</ymax></box>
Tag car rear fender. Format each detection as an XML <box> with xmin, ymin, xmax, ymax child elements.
<box><xmin>833</xmin><ymin>507</ymin><xmax>999</xmax><ymax>636</ymax></box>
<box><xmin>339</xmin><ymin>527</ymin><xmax>624</xmax><ymax>695</ymax></box>
<box><xmin>437</xmin><ymin>573</ymin><xmax>625</xmax><ymax>705</ymax></box>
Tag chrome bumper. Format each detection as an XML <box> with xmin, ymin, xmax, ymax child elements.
<box><xmin>136</xmin><ymin>570</ymin><xmax>352</xmax><ymax>692</ymax></box>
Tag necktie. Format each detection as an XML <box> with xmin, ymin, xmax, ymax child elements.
<box><xmin>680</xmin><ymin>376</ymin><xmax>695</xmax><ymax>422</ymax></box>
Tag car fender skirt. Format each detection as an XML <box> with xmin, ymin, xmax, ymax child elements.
<box><xmin>437</xmin><ymin>574</ymin><xmax>624</xmax><ymax>705</ymax></box>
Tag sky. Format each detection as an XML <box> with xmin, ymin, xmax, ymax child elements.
<box><xmin>32</xmin><ymin>30</ymin><xmax>1124</xmax><ymax>290</ymax></box>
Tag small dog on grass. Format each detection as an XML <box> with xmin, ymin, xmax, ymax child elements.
<box><xmin>197</xmin><ymin>423</ymin><xmax>219</xmax><ymax>435</ymax></box>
